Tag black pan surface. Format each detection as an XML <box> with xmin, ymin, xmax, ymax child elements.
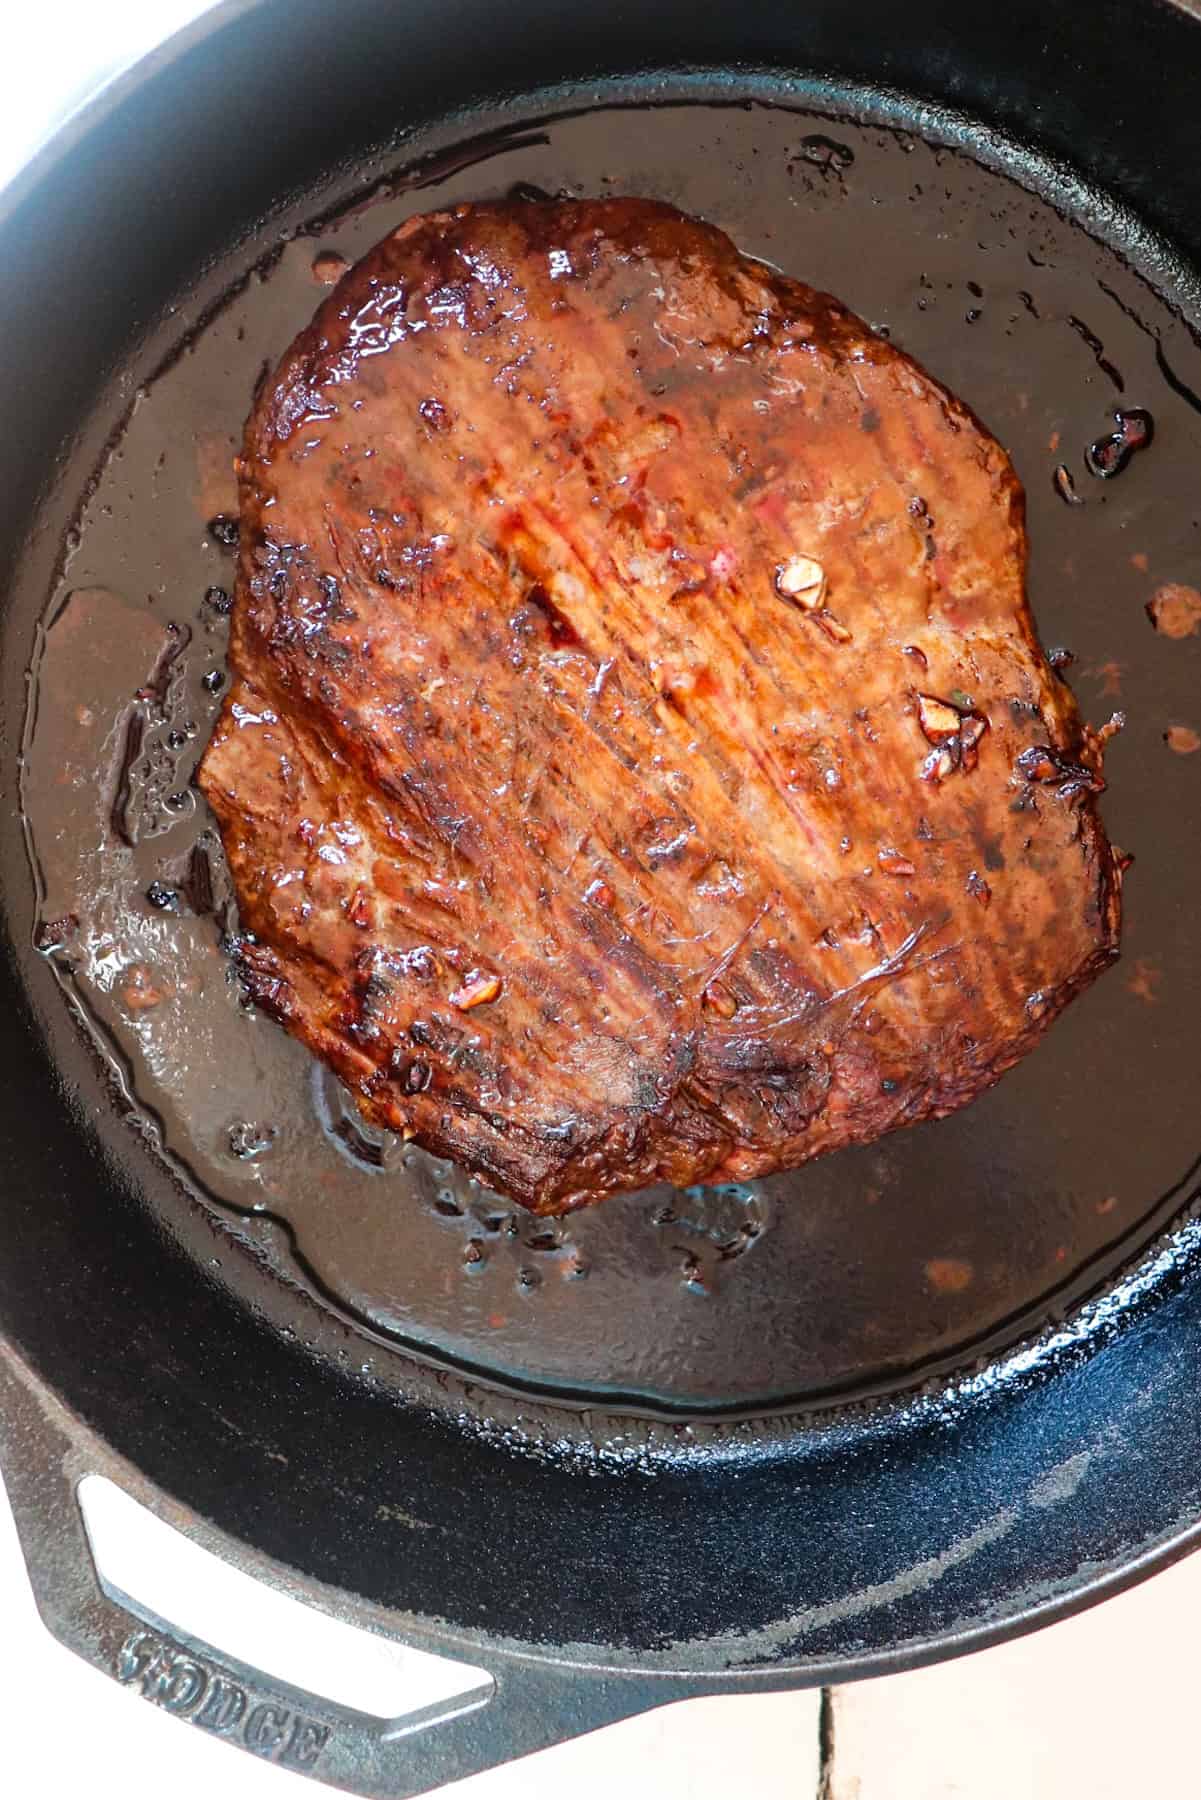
<box><xmin>1</xmin><ymin>0</ymin><xmax>1201</xmax><ymax>1696</ymax></box>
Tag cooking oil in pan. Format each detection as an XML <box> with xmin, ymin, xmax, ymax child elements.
<box><xmin>19</xmin><ymin>96</ymin><xmax>1201</xmax><ymax>1413</ymax></box>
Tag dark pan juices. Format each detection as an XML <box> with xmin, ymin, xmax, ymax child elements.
<box><xmin>20</xmin><ymin>97</ymin><xmax>1201</xmax><ymax>1415</ymax></box>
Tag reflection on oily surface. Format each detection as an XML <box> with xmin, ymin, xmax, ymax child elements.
<box><xmin>21</xmin><ymin>99</ymin><xmax>1201</xmax><ymax>1413</ymax></box>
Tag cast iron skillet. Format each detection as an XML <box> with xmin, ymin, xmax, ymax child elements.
<box><xmin>2</xmin><ymin>1</ymin><xmax>1201</xmax><ymax>1794</ymax></box>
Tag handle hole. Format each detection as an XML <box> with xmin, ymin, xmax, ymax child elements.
<box><xmin>78</xmin><ymin>1475</ymin><xmax>492</xmax><ymax>1721</ymax></box>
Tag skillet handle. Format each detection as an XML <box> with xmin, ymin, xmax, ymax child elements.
<box><xmin>0</xmin><ymin>1347</ymin><xmax>675</xmax><ymax>1797</ymax></box>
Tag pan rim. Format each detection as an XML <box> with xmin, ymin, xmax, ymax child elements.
<box><xmin>9</xmin><ymin>1329</ymin><xmax>1201</xmax><ymax>1685</ymax></box>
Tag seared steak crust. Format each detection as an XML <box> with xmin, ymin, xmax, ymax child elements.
<box><xmin>199</xmin><ymin>199</ymin><xmax>1122</xmax><ymax>1213</ymax></box>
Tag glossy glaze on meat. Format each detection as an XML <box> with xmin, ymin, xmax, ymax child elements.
<box><xmin>198</xmin><ymin>199</ymin><xmax>1123</xmax><ymax>1213</ymax></box>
